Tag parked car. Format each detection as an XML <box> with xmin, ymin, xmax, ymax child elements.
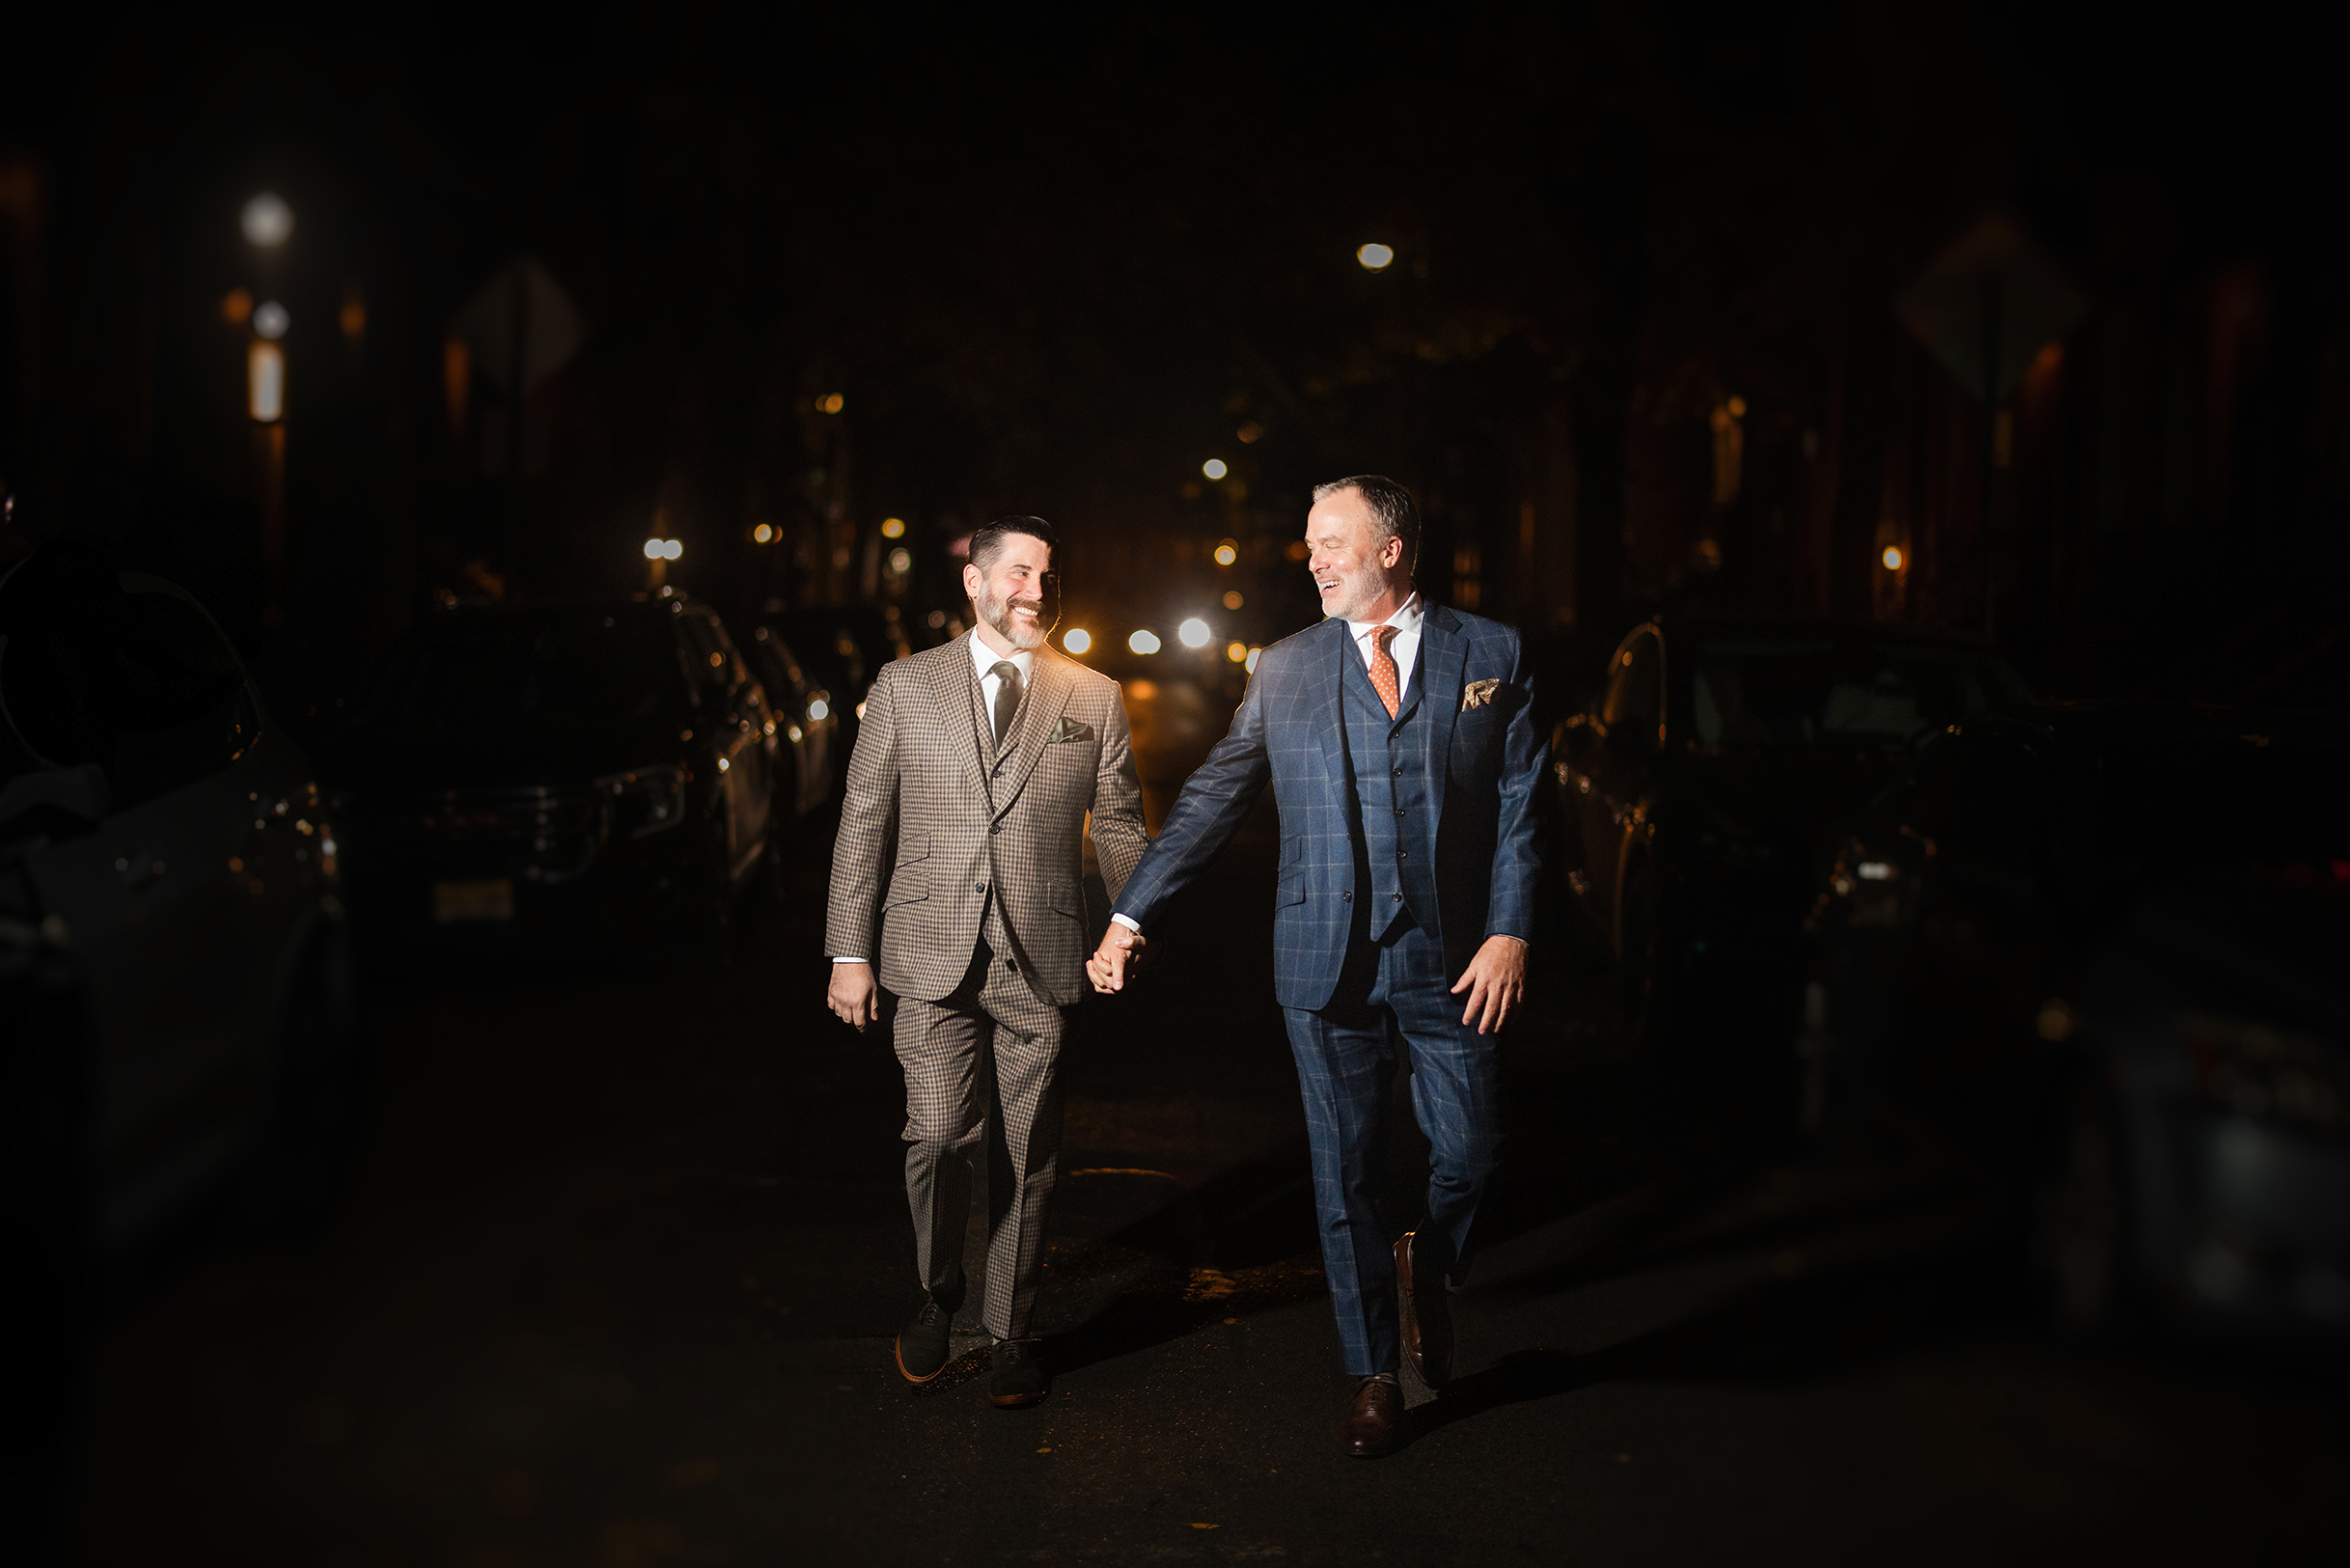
<box><xmin>1805</xmin><ymin>704</ymin><xmax>2350</xmax><ymax>1345</ymax></box>
<box><xmin>759</xmin><ymin>600</ymin><xmax>913</xmax><ymax>756</ymax></box>
<box><xmin>1550</xmin><ymin>617</ymin><xmax>2029</xmax><ymax>1067</ymax></box>
<box><xmin>740</xmin><ymin>623</ymin><xmax>840</xmax><ymax>815</ymax></box>
<box><xmin>323</xmin><ymin>589</ymin><xmax>783</xmax><ymax>962</ymax></box>
<box><xmin>0</xmin><ymin>544</ymin><xmax>361</xmax><ymax>1263</ymax></box>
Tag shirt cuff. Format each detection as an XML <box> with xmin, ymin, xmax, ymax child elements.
<box><xmin>1109</xmin><ymin>914</ymin><xmax>1142</xmax><ymax>934</ymax></box>
<box><xmin>831</xmin><ymin>955</ymin><xmax>869</xmax><ymax>964</ymax></box>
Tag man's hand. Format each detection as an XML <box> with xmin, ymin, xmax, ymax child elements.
<box><xmin>1087</xmin><ymin>924</ymin><xmax>1149</xmax><ymax>993</ymax></box>
<box><xmin>827</xmin><ymin>961</ymin><xmax>881</xmax><ymax>1032</ymax></box>
<box><xmin>1450</xmin><ymin>935</ymin><xmax>1529</xmax><ymax>1035</ymax></box>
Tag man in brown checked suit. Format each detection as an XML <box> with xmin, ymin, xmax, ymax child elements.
<box><xmin>824</xmin><ymin>516</ymin><xmax>1147</xmax><ymax>1409</ymax></box>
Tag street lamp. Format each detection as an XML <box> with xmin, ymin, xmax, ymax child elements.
<box><xmin>241</xmin><ymin>192</ymin><xmax>294</xmax><ymax>248</ymax></box>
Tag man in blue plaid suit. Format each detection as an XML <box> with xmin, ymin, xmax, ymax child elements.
<box><xmin>1089</xmin><ymin>475</ymin><xmax>1543</xmax><ymax>1457</ymax></box>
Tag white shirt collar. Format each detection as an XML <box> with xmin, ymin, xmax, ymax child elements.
<box><xmin>1346</xmin><ymin>591</ymin><xmax>1424</xmax><ymax>642</ymax></box>
<box><xmin>969</xmin><ymin>628</ymin><xmax>1036</xmax><ymax>682</ymax></box>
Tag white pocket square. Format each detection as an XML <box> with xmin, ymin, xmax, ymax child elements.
<box><xmin>1460</xmin><ymin>678</ymin><xmax>1501</xmax><ymax>711</ymax></box>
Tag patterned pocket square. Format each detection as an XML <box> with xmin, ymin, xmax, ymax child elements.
<box><xmin>1049</xmin><ymin>717</ymin><xmax>1095</xmax><ymax>743</ymax></box>
<box><xmin>1460</xmin><ymin>678</ymin><xmax>1502</xmax><ymax>712</ymax></box>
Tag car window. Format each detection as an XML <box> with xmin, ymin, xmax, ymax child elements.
<box><xmin>1899</xmin><ymin>729</ymin><xmax>2047</xmax><ymax>867</ymax></box>
<box><xmin>370</xmin><ymin>614</ymin><xmax>691</xmax><ymax>735</ymax></box>
<box><xmin>0</xmin><ymin>558</ymin><xmax>252</xmax><ymax>804</ymax></box>
<box><xmin>1601</xmin><ymin>632</ymin><xmax>1661</xmax><ymax>740</ymax></box>
<box><xmin>1689</xmin><ymin>638</ymin><xmax>2021</xmax><ymax>752</ymax></box>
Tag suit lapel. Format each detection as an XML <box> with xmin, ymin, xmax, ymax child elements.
<box><xmin>1305</xmin><ymin>618</ymin><xmax>1350</xmax><ymax>797</ymax></box>
<box><xmin>933</xmin><ymin>645</ymin><xmax>990</xmax><ymax>802</ymax></box>
<box><xmin>993</xmin><ymin>649</ymin><xmax>1073</xmax><ymax>814</ymax></box>
<box><xmin>1418</xmin><ymin>602</ymin><xmax>1465</xmax><ymax>825</ymax></box>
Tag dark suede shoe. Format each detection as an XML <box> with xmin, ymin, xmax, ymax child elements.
<box><xmin>1395</xmin><ymin>1230</ymin><xmax>1453</xmax><ymax>1389</ymax></box>
<box><xmin>894</xmin><ymin>1283</ymin><xmax>960</xmax><ymax>1384</ymax></box>
<box><xmin>987</xmin><ymin>1337</ymin><xmax>1050</xmax><ymax>1408</ymax></box>
<box><xmin>1340</xmin><ymin>1375</ymin><xmax>1399</xmax><ymax>1457</ymax></box>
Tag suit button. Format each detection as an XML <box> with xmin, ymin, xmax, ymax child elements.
<box><xmin>990</xmin><ymin>823</ymin><xmax>1002</xmax><ymax>836</ymax></box>
<box><xmin>1341</xmin><ymin>892</ymin><xmax>1352</xmax><ymax>902</ymax></box>
<box><xmin>1397</xmin><ymin>848</ymin><xmax>1407</xmax><ymax>859</ymax></box>
<box><xmin>974</xmin><ymin>882</ymin><xmax>986</xmax><ymax>894</ymax></box>
<box><xmin>1393</xmin><ymin>765</ymin><xmax>1403</xmax><ymax>777</ymax></box>
<box><xmin>1391</xmin><ymin>893</ymin><xmax>1403</xmax><ymax>902</ymax></box>
<box><xmin>1395</xmin><ymin>806</ymin><xmax>1406</xmax><ymax>817</ymax></box>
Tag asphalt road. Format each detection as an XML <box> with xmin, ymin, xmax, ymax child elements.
<box><xmin>69</xmin><ymin>676</ymin><xmax>2350</xmax><ymax>1565</ymax></box>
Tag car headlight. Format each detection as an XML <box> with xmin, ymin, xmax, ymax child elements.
<box><xmin>2185</xmin><ymin>1012</ymin><xmax>2350</xmax><ymax>1136</ymax></box>
<box><xmin>593</xmin><ymin>765</ymin><xmax>687</xmax><ymax>838</ymax></box>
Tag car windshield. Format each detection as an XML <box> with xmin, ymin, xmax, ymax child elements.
<box><xmin>1689</xmin><ymin>639</ymin><xmax>2023</xmax><ymax>751</ymax></box>
<box><xmin>373</xmin><ymin>615</ymin><xmax>689</xmax><ymax>735</ymax></box>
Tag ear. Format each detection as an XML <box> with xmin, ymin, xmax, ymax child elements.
<box><xmin>961</xmin><ymin>561</ymin><xmax>983</xmax><ymax>600</ymax></box>
<box><xmin>1380</xmin><ymin>534</ymin><xmax>1405</xmax><ymax>570</ymax></box>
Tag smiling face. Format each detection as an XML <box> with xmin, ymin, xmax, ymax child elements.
<box><xmin>964</xmin><ymin>531</ymin><xmax>1056</xmax><ymax>652</ymax></box>
<box><xmin>1305</xmin><ymin>486</ymin><xmax>1409</xmax><ymax>624</ymax></box>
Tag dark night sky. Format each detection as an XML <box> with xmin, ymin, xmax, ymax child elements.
<box><xmin>2</xmin><ymin>3</ymin><xmax>2341</xmax><ymax>702</ymax></box>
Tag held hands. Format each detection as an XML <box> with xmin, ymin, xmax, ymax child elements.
<box><xmin>1086</xmin><ymin>923</ymin><xmax>1149</xmax><ymax>993</ymax></box>
<box><xmin>1451</xmin><ymin>934</ymin><xmax>1529</xmax><ymax>1035</ymax></box>
<box><xmin>827</xmin><ymin>961</ymin><xmax>881</xmax><ymax>1032</ymax></box>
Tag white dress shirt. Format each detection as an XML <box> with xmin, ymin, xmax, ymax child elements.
<box><xmin>834</xmin><ymin>630</ymin><xmax>1037</xmax><ymax>966</ymax></box>
<box><xmin>1108</xmin><ymin>593</ymin><xmax>1424</xmax><ymax>941</ymax></box>
<box><xmin>1346</xmin><ymin>591</ymin><xmax>1424</xmax><ymax>698</ymax></box>
<box><xmin>971</xmin><ymin>628</ymin><xmax>1036</xmax><ymax>730</ymax></box>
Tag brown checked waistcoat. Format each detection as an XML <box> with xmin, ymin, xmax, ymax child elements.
<box><xmin>823</xmin><ymin>637</ymin><xmax>1148</xmax><ymax>1006</ymax></box>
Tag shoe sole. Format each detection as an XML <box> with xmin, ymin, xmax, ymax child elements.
<box><xmin>986</xmin><ymin>1385</ymin><xmax>1050</xmax><ymax>1409</ymax></box>
<box><xmin>895</xmin><ymin>1334</ymin><xmax>950</xmax><ymax>1385</ymax></box>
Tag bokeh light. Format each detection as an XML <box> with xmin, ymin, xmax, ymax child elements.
<box><xmin>880</xmin><ymin>516</ymin><xmax>906</xmax><ymax>538</ymax></box>
<box><xmin>1882</xmin><ymin>544</ymin><xmax>1905</xmax><ymax>571</ymax></box>
<box><xmin>1356</xmin><ymin>242</ymin><xmax>1394</xmax><ymax>270</ymax></box>
<box><xmin>1226</xmin><ymin>641</ymin><xmax>1248</xmax><ymax>663</ymax></box>
<box><xmin>1177</xmin><ymin>618</ymin><xmax>1211</xmax><ymax>648</ymax></box>
<box><xmin>1213</xmin><ymin>540</ymin><xmax>1238</xmax><ymax>565</ymax></box>
<box><xmin>241</xmin><ymin>192</ymin><xmax>294</xmax><ymax>248</ymax></box>
<box><xmin>1063</xmin><ymin>628</ymin><xmax>1092</xmax><ymax>654</ymax></box>
<box><xmin>1202</xmin><ymin>458</ymin><xmax>1228</xmax><ymax>481</ymax></box>
<box><xmin>1128</xmin><ymin>629</ymin><xmax>1161</xmax><ymax>655</ymax></box>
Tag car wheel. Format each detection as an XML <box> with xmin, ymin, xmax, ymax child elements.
<box><xmin>245</xmin><ymin>922</ymin><xmax>367</xmax><ymax>1241</ymax></box>
<box><xmin>2031</xmin><ymin>1076</ymin><xmax>2131</xmax><ymax>1335</ymax></box>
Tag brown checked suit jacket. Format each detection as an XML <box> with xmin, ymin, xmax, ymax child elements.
<box><xmin>824</xmin><ymin>637</ymin><xmax>1148</xmax><ymax>1006</ymax></box>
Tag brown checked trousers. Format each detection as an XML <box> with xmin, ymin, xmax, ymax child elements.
<box><xmin>824</xmin><ymin>637</ymin><xmax>1147</xmax><ymax>1339</ymax></box>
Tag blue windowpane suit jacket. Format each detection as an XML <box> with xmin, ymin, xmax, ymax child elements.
<box><xmin>1115</xmin><ymin>603</ymin><xmax>1545</xmax><ymax>1010</ymax></box>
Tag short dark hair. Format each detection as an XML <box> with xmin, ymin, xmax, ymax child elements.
<box><xmin>1312</xmin><ymin>475</ymin><xmax>1420</xmax><ymax>574</ymax></box>
<box><xmin>968</xmin><ymin>514</ymin><xmax>1057</xmax><ymax>572</ymax></box>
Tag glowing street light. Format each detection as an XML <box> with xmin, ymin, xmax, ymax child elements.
<box><xmin>644</xmin><ymin>537</ymin><xmax>682</xmax><ymax>561</ymax></box>
<box><xmin>1177</xmin><ymin>617</ymin><xmax>1211</xmax><ymax>649</ymax></box>
<box><xmin>1063</xmin><ymin>628</ymin><xmax>1092</xmax><ymax>654</ymax></box>
<box><xmin>246</xmin><ymin>342</ymin><xmax>285</xmax><ymax>423</ymax></box>
<box><xmin>1213</xmin><ymin>539</ymin><xmax>1238</xmax><ymax>565</ymax></box>
<box><xmin>753</xmin><ymin>523</ymin><xmax>775</xmax><ymax>543</ymax></box>
<box><xmin>1881</xmin><ymin>544</ymin><xmax>1906</xmax><ymax>571</ymax></box>
<box><xmin>880</xmin><ymin>516</ymin><xmax>906</xmax><ymax>538</ymax></box>
<box><xmin>1202</xmin><ymin>458</ymin><xmax>1229</xmax><ymax>481</ymax></box>
<box><xmin>1356</xmin><ymin>242</ymin><xmax>1394</xmax><ymax>271</ymax></box>
<box><xmin>242</xmin><ymin>192</ymin><xmax>294</xmax><ymax>248</ymax></box>
<box><xmin>1225</xmin><ymin>641</ymin><xmax>1248</xmax><ymax>663</ymax></box>
<box><xmin>1128</xmin><ymin>629</ymin><xmax>1162</xmax><ymax>655</ymax></box>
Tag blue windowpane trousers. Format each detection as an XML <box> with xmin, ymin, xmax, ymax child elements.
<box><xmin>1282</xmin><ymin>919</ymin><xmax>1503</xmax><ymax>1376</ymax></box>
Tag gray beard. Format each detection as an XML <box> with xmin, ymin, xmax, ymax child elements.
<box><xmin>980</xmin><ymin>588</ymin><xmax>1050</xmax><ymax>650</ymax></box>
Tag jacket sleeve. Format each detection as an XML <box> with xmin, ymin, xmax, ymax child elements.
<box><xmin>1484</xmin><ymin>632</ymin><xmax>1545</xmax><ymax>944</ymax></box>
<box><xmin>1111</xmin><ymin>661</ymin><xmax>1276</xmax><ymax>931</ymax></box>
<box><xmin>823</xmin><ymin>664</ymin><xmax>901</xmax><ymax>960</ymax></box>
<box><xmin>1088</xmin><ymin>685</ymin><xmax>1150</xmax><ymax>903</ymax></box>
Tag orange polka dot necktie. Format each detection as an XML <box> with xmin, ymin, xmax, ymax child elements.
<box><xmin>1369</xmin><ymin>624</ymin><xmax>1400</xmax><ymax>719</ymax></box>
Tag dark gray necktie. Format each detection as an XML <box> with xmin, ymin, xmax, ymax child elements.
<box><xmin>990</xmin><ymin>661</ymin><xmax>1022</xmax><ymax>748</ymax></box>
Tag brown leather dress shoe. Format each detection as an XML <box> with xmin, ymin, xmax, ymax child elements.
<box><xmin>1339</xmin><ymin>1376</ymin><xmax>1399</xmax><ymax>1457</ymax></box>
<box><xmin>1395</xmin><ymin>1231</ymin><xmax>1453</xmax><ymax>1389</ymax></box>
